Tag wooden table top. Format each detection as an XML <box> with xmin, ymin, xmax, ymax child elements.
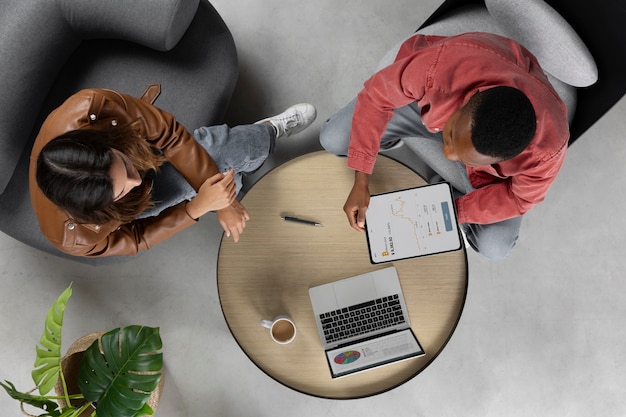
<box><xmin>217</xmin><ymin>151</ymin><xmax>467</xmax><ymax>399</ymax></box>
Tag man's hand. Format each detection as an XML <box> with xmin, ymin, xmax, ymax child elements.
<box><xmin>343</xmin><ymin>171</ymin><xmax>370</xmax><ymax>232</ymax></box>
<box><xmin>217</xmin><ymin>200</ymin><xmax>250</xmax><ymax>242</ymax></box>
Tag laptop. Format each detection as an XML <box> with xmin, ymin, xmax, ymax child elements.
<box><xmin>308</xmin><ymin>266</ymin><xmax>424</xmax><ymax>378</ymax></box>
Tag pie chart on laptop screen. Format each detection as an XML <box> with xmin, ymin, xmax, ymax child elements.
<box><xmin>334</xmin><ymin>350</ymin><xmax>361</xmax><ymax>365</ymax></box>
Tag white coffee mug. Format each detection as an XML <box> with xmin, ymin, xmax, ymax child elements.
<box><xmin>260</xmin><ymin>315</ymin><xmax>296</xmax><ymax>344</ymax></box>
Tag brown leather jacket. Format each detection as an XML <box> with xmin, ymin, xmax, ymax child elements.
<box><xmin>29</xmin><ymin>85</ymin><xmax>219</xmax><ymax>257</ymax></box>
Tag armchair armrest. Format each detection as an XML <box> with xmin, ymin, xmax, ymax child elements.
<box><xmin>59</xmin><ymin>0</ymin><xmax>200</xmax><ymax>51</ymax></box>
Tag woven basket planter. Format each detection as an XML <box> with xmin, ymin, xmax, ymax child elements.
<box><xmin>53</xmin><ymin>332</ymin><xmax>164</xmax><ymax>417</ymax></box>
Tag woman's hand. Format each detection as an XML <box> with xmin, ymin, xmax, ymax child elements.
<box><xmin>185</xmin><ymin>170</ymin><xmax>237</xmax><ymax>219</ymax></box>
<box><xmin>216</xmin><ymin>200</ymin><xmax>250</xmax><ymax>242</ymax></box>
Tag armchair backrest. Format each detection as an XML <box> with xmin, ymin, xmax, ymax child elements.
<box><xmin>59</xmin><ymin>0</ymin><xmax>200</xmax><ymax>52</ymax></box>
<box><xmin>482</xmin><ymin>0</ymin><xmax>596</xmax><ymax>88</ymax></box>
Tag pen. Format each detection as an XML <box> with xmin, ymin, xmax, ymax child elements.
<box><xmin>280</xmin><ymin>216</ymin><xmax>324</xmax><ymax>227</ymax></box>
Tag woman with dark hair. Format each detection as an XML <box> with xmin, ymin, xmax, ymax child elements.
<box><xmin>29</xmin><ymin>85</ymin><xmax>316</xmax><ymax>257</ymax></box>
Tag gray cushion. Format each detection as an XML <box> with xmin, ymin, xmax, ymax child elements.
<box><xmin>59</xmin><ymin>0</ymin><xmax>200</xmax><ymax>52</ymax></box>
<box><xmin>416</xmin><ymin>5</ymin><xmax>504</xmax><ymax>37</ymax></box>
<box><xmin>0</xmin><ymin>1</ymin><xmax>75</xmax><ymax>194</ymax></box>
<box><xmin>485</xmin><ymin>0</ymin><xmax>597</xmax><ymax>87</ymax></box>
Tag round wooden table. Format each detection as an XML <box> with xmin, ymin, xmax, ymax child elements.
<box><xmin>217</xmin><ymin>151</ymin><xmax>467</xmax><ymax>399</ymax></box>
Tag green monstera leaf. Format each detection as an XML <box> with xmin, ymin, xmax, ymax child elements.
<box><xmin>32</xmin><ymin>283</ymin><xmax>73</xmax><ymax>395</ymax></box>
<box><xmin>0</xmin><ymin>380</ymin><xmax>61</xmax><ymax>417</ymax></box>
<box><xmin>78</xmin><ymin>326</ymin><xmax>163</xmax><ymax>417</ymax></box>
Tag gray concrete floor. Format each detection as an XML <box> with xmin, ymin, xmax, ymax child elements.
<box><xmin>2</xmin><ymin>1</ymin><xmax>625</xmax><ymax>416</ymax></box>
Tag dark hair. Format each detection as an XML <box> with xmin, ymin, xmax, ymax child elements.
<box><xmin>465</xmin><ymin>86</ymin><xmax>537</xmax><ymax>161</ymax></box>
<box><xmin>36</xmin><ymin>123</ymin><xmax>164</xmax><ymax>224</ymax></box>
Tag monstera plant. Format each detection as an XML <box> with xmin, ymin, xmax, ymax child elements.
<box><xmin>1</xmin><ymin>283</ymin><xmax>163</xmax><ymax>417</ymax></box>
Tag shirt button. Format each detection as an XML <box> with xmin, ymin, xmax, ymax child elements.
<box><xmin>95</xmin><ymin>225</ymin><xmax>101</xmax><ymax>230</ymax></box>
<box><xmin>434</xmin><ymin>128</ymin><xmax>440</xmax><ymax>132</ymax></box>
<box><xmin>67</xmin><ymin>223</ymin><xmax>75</xmax><ymax>230</ymax></box>
<box><xmin>89</xmin><ymin>114</ymin><xmax>97</xmax><ymax>121</ymax></box>
<box><xmin>111</xmin><ymin>120</ymin><xmax>118</xmax><ymax>127</ymax></box>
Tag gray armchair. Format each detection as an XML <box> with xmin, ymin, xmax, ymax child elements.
<box><xmin>0</xmin><ymin>0</ymin><xmax>238</xmax><ymax>265</ymax></box>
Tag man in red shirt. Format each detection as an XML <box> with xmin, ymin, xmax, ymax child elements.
<box><xmin>320</xmin><ymin>32</ymin><xmax>569</xmax><ymax>260</ymax></box>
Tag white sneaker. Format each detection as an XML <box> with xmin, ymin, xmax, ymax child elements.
<box><xmin>256</xmin><ymin>103</ymin><xmax>317</xmax><ymax>139</ymax></box>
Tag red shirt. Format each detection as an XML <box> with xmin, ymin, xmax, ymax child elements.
<box><xmin>348</xmin><ymin>33</ymin><xmax>569</xmax><ymax>224</ymax></box>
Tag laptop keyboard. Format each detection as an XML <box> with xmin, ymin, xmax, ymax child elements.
<box><xmin>320</xmin><ymin>294</ymin><xmax>406</xmax><ymax>344</ymax></box>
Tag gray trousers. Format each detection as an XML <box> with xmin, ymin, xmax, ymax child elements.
<box><xmin>139</xmin><ymin>123</ymin><xmax>275</xmax><ymax>219</ymax></box>
<box><xmin>319</xmin><ymin>99</ymin><xmax>522</xmax><ymax>260</ymax></box>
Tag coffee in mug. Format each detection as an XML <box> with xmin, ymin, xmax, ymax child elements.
<box><xmin>260</xmin><ymin>315</ymin><xmax>296</xmax><ymax>344</ymax></box>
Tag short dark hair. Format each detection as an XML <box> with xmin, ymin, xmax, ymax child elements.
<box><xmin>465</xmin><ymin>86</ymin><xmax>536</xmax><ymax>161</ymax></box>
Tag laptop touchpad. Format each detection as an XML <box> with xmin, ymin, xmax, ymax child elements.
<box><xmin>333</xmin><ymin>274</ymin><xmax>377</xmax><ymax>307</ymax></box>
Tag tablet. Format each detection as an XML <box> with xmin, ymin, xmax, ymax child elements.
<box><xmin>365</xmin><ymin>182</ymin><xmax>462</xmax><ymax>264</ymax></box>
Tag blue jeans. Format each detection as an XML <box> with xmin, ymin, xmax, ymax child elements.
<box><xmin>320</xmin><ymin>99</ymin><xmax>521</xmax><ymax>260</ymax></box>
<box><xmin>139</xmin><ymin>123</ymin><xmax>275</xmax><ymax>219</ymax></box>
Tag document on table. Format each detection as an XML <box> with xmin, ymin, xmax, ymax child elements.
<box><xmin>365</xmin><ymin>183</ymin><xmax>462</xmax><ymax>264</ymax></box>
